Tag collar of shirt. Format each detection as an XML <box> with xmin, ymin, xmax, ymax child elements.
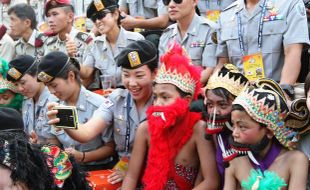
<box><xmin>18</xmin><ymin>29</ymin><xmax>37</xmax><ymax>46</ymax></box>
<box><xmin>37</xmin><ymin>86</ymin><xmax>50</xmax><ymax>107</ymax></box>
<box><xmin>74</xmin><ymin>86</ymin><xmax>87</xmax><ymax>111</ymax></box>
<box><xmin>171</xmin><ymin>14</ymin><xmax>202</xmax><ymax>38</ymax></box>
<box><xmin>56</xmin><ymin>27</ymin><xmax>79</xmax><ymax>42</ymax></box>
<box><xmin>235</xmin><ymin>0</ymin><xmax>266</xmax><ymax>14</ymax></box>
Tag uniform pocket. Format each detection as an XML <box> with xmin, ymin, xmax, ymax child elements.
<box><xmin>144</xmin><ymin>0</ymin><xmax>157</xmax><ymax>9</ymax></box>
<box><xmin>113</xmin><ymin>118</ymin><xmax>127</xmax><ymax>151</ymax></box>
<box><xmin>262</xmin><ymin>20</ymin><xmax>286</xmax><ymax>53</ymax></box>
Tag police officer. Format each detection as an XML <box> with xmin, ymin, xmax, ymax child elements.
<box><xmin>197</xmin><ymin>0</ymin><xmax>236</xmax><ymax>21</ymax></box>
<box><xmin>217</xmin><ymin>0</ymin><xmax>310</xmax><ymax>93</ymax></box>
<box><xmin>44</xmin><ymin>0</ymin><xmax>93</xmax><ymax>64</ymax></box>
<box><xmin>6</xmin><ymin>55</ymin><xmax>59</xmax><ymax>145</ymax></box>
<box><xmin>77</xmin><ymin>0</ymin><xmax>144</xmax><ymax>87</ymax></box>
<box><xmin>158</xmin><ymin>0</ymin><xmax>218</xmax><ymax>85</ymax></box>
<box><xmin>8</xmin><ymin>3</ymin><xmax>47</xmax><ymax>60</ymax></box>
<box><xmin>38</xmin><ymin>51</ymin><xmax>115</xmax><ymax>170</ymax></box>
<box><xmin>47</xmin><ymin>40</ymin><xmax>158</xmax><ymax>183</ymax></box>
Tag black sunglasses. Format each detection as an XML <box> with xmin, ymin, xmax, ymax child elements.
<box><xmin>90</xmin><ymin>10</ymin><xmax>111</xmax><ymax>22</ymax></box>
<box><xmin>162</xmin><ymin>0</ymin><xmax>183</xmax><ymax>6</ymax></box>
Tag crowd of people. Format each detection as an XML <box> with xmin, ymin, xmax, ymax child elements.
<box><xmin>0</xmin><ymin>0</ymin><xmax>309</xmax><ymax>189</ymax></box>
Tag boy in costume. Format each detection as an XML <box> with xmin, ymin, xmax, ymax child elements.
<box><xmin>122</xmin><ymin>43</ymin><xmax>219</xmax><ymax>190</ymax></box>
<box><xmin>204</xmin><ymin>64</ymin><xmax>249</xmax><ymax>185</ymax></box>
<box><xmin>225</xmin><ymin>79</ymin><xmax>308</xmax><ymax>189</ymax></box>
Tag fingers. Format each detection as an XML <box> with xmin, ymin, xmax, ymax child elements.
<box><xmin>107</xmin><ymin>171</ymin><xmax>124</xmax><ymax>184</ymax></box>
<box><xmin>47</xmin><ymin>102</ymin><xmax>59</xmax><ymax>111</ymax></box>
<box><xmin>65</xmin><ymin>34</ymin><xmax>77</xmax><ymax>57</ymax></box>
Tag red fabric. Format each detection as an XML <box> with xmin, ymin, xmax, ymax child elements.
<box><xmin>142</xmin><ymin>98</ymin><xmax>201</xmax><ymax>190</ymax></box>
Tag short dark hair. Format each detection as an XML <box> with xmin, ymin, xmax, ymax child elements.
<box><xmin>8</xmin><ymin>3</ymin><xmax>37</xmax><ymax>29</ymax></box>
<box><xmin>305</xmin><ymin>72</ymin><xmax>310</xmax><ymax>97</ymax></box>
<box><xmin>56</xmin><ymin>61</ymin><xmax>81</xmax><ymax>85</ymax></box>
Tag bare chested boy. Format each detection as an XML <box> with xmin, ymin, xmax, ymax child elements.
<box><xmin>224</xmin><ymin>79</ymin><xmax>308</xmax><ymax>190</ymax></box>
<box><xmin>122</xmin><ymin>43</ymin><xmax>220</xmax><ymax>190</ymax></box>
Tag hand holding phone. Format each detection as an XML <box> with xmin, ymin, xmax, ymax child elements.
<box><xmin>53</xmin><ymin>106</ymin><xmax>79</xmax><ymax>129</ymax></box>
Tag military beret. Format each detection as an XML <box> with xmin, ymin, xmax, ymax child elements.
<box><xmin>116</xmin><ymin>40</ymin><xmax>158</xmax><ymax>70</ymax></box>
<box><xmin>37</xmin><ymin>51</ymin><xmax>80</xmax><ymax>83</ymax></box>
<box><xmin>0</xmin><ymin>107</ymin><xmax>24</xmax><ymax>131</ymax></box>
<box><xmin>86</xmin><ymin>0</ymin><xmax>117</xmax><ymax>18</ymax></box>
<box><xmin>7</xmin><ymin>55</ymin><xmax>36</xmax><ymax>82</ymax></box>
<box><xmin>45</xmin><ymin>0</ymin><xmax>73</xmax><ymax>16</ymax></box>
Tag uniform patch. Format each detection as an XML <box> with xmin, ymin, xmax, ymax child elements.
<box><xmin>190</xmin><ymin>41</ymin><xmax>205</xmax><ymax>48</ymax></box>
<box><xmin>128</xmin><ymin>51</ymin><xmax>142</xmax><ymax>68</ymax></box>
<box><xmin>102</xmin><ymin>98</ymin><xmax>114</xmax><ymax>109</ymax></box>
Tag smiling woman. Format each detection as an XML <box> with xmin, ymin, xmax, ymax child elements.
<box><xmin>80</xmin><ymin>0</ymin><xmax>144</xmax><ymax>88</ymax></box>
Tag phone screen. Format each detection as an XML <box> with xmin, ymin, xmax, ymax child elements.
<box><xmin>54</xmin><ymin>107</ymin><xmax>78</xmax><ymax>129</ymax></box>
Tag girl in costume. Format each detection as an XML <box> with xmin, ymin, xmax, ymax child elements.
<box><xmin>0</xmin><ymin>131</ymin><xmax>91</xmax><ymax>190</ymax></box>
<box><xmin>122</xmin><ymin>42</ymin><xmax>219</xmax><ymax>190</ymax></box>
<box><xmin>204</xmin><ymin>64</ymin><xmax>249</xmax><ymax>186</ymax></box>
<box><xmin>0</xmin><ymin>57</ymin><xmax>23</xmax><ymax>111</ymax></box>
<box><xmin>224</xmin><ymin>78</ymin><xmax>308</xmax><ymax>190</ymax></box>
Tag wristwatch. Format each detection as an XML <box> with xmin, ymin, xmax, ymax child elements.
<box><xmin>280</xmin><ymin>84</ymin><xmax>295</xmax><ymax>100</ymax></box>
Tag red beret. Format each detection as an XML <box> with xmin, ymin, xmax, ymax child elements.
<box><xmin>45</xmin><ymin>0</ymin><xmax>72</xmax><ymax>16</ymax></box>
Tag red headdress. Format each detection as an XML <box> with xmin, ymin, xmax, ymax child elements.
<box><xmin>156</xmin><ymin>42</ymin><xmax>202</xmax><ymax>100</ymax></box>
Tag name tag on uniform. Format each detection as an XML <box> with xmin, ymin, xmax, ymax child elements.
<box><xmin>242</xmin><ymin>52</ymin><xmax>265</xmax><ymax>81</ymax></box>
<box><xmin>190</xmin><ymin>41</ymin><xmax>205</xmax><ymax>48</ymax></box>
<box><xmin>206</xmin><ymin>10</ymin><xmax>220</xmax><ymax>22</ymax></box>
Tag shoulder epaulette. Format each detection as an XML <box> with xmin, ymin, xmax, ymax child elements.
<box><xmin>163</xmin><ymin>24</ymin><xmax>175</xmax><ymax>33</ymax></box>
<box><xmin>46</xmin><ymin>36</ymin><xmax>57</xmax><ymax>46</ymax></box>
<box><xmin>76</xmin><ymin>32</ymin><xmax>93</xmax><ymax>44</ymax></box>
<box><xmin>223</xmin><ymin>1</ymin><xmax>239</xmax><ymax>12</ymax></box>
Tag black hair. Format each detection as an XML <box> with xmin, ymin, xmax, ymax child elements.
<box><xmin>153</xmin><ymin>82</ymin><xmax>192</xmax><ymax>98</ymax></box>
<box><xmin>56</xmin><ymin>60</ymin><xmax>81</xmax><ymax>85</ymax></box>
<box><xmin>109</xmin><ymin>6</ymin><xmax>121</xmax><ymax>26</ymax></box>
<box><xmin>8</xmin><ymin>3</ymin><xmax>37</xmax><ymax>29</ymax></box>
<box><xmin>206</xmin><ymin>87</ymin><xmax>235</xmax><ymax>102</ymax></box>
<box><xmin>304</xmin><ymin>72</ymin><xmax>310</xmax><ymax>97</ymax></box>
<box><xmin>25</xmin><ymin>63</ymin><xmax>38</xmax><ymax>77</ymax></box>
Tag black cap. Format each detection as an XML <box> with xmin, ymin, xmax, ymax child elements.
<box><xmin>37</xmin><ymin>51</ymin><xmax>80</xmax><ymax>83</ymax></box>
<box><xmin>86</xmin><ymin>0</ymin><xmax>117</xmax><ymax>18</ymax></box>
<box><xmin>116</xmin><ymin>40</ymin><xmax>158</xmax><ymax>69</ymax></box>
<box><xmin>0</xmin><ymin>107</ymin><xmax>24</xmax><ymax>131</ymax></box>
<box><xmin>7</xmin><ymin>55</ymin><xmax>36</xmax><ymax>82</ymax></box>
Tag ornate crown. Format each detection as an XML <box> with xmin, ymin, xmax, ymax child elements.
<box><xmin>233</xmin><ymin>79</ymin><xmax>299</xmax><ymax>149</ymax></box>
<box><xmin>206</xmin><ymin>64</ymin><xmax>249</xmax><ymax>97</ymax></box>
<box><xmin>156</xmin><ymin>42</ymin><xmax>201</xmax><ymax>98</ymax></box>
<box><xmin>0</xmin><ymin>78</ymin><xmax>17</xmax><ymax>93</ymax></box>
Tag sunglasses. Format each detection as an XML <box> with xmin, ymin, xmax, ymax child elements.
<box><xmin>162</xmin><ymin>0</ymin><xmax>183</xmax><ymax>6</ymax></box>
<box><xmin>90</xmin><ymin>10</ymin><xmax>111</xmax><ymax>22</ymax></box>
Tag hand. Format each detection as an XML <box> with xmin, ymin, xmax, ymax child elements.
<box><xmin>107</xmin><ymin>169</ymin><xmax>126</xmax><ymax>185</ymax></box>
<box><xmin>65</xmin><ymin>33</ymin><xmax>77</xmax><ymax>57</ymax></box>
<box><xmin>102</xmin><ymin>88</ymin><xmax>114</xmax><ymax>97</ymax></box>
<box><xmin>47</xmin><ymin>102</ymin><xmax>60</xmax><ymax>126</ymax></box>
<box><xmin>120</xmin><ymin>14</ymin><xmax>138</xmax><ymax>30</ymax></box>
<box><xmin>30</xmin><ymin>130</ymin><xmax>40</xmax><ymax>144</ymax></box>
<box><xmin>65</xmin><ymin>147</ymin><xmax>84</xmax><ymax>162</ymax></box>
